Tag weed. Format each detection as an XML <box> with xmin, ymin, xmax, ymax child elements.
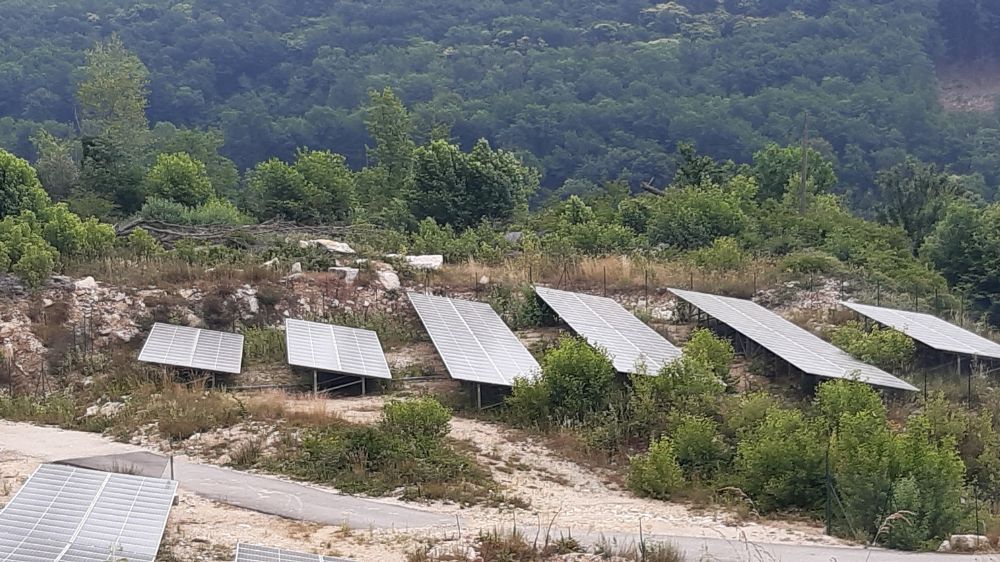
<box><xmin>229</xmin><ymin>437</ymin><xmax>264</xmax><ymax>468</ymax></box>
<box><xmin>242</xmin><ymin>326</ymin><xmax>287</xmax><ymax>365</ymax></box>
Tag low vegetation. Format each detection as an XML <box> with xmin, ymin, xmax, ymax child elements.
<box><xmin>501</xmin><ymin>334</ymin><xmax>983</xmax><ymax>550</ymax></box>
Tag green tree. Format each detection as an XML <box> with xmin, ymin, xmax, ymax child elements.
<box><xmin>874</xmin><ymin>159</ymin><xmax>958</xmax><ymax>252</ymax></box>
<box><xmin>0</xmin><ymin>149</ymin><xmax>49</xmax><ymax>219</ymax></box>
<box><xmin>77</xmin><ymin>134</ymin><xmax>144</xmax><ymax>216</ymax></box>
<box><xmin>294</xmin><ymin>149</ymin><xmax>358</xmax><ymax>222</ymax></box>
<box><xmin>150</xmin><ymin>123</ymin><xmax>238</xmax><ymax>197</ymax></box>
<box><xmin>364</xmin><ymin>87</ymin><xmax>415</xmax><ymax>205</ymax></box>
<box><xmin>752</xmin><ymin>143</ymin><xmax>837</xmax><ymax>202</ymax></box>
<box><xmin>245</xmin><ymin>158</ymin><xmax>318</xmax><ymax>223</ymax></box>
<box><xmin>77</xmin><ymin>35</ymin><xmax>150</xmax><ymax>148</ymax></box>
<box><xmin>537</xmin><ymin>337</ymin><xmax>617</xmax><ymax>425</ymax></box>
<box><xmin>921</xmin><ymin>201</ymin><xmax>983</xmax><ymax>286</ymax></box>
<box><xmin>143</xmin><ymin>153</ymin><xmax>214</xmax><ymax>207</ymax></box>
<box><xmin>411</xmin><ymin>139</ymin><xmax>538</xmax><ymax>228</ymax></box>
<box><xmin>31</xmin><ymin>130</ymin><xmax>78</xmax><ymax>200</ymax></box>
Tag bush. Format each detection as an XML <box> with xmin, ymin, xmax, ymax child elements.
<box><xmin>779</xmin><ymin>249</ymin><xmax>843</xmax><ymax>275</ymax></box>
<box><xmin>814</xmin><ymin>379</ymin><xmax>886</xmax><ymax>431</ymax></box>
<box><xmin>539</xmin><ymin>337</ymin><xmax>617</xmax><ymax>424</ymax></box>
<box><xmin>830</xmin><ymin>411</ymin><xmax>897</xmax><ymax>540</ymax></box>
<box><xmin>242</xmin><ymin>326</ymin><xmax>287</xmax><ymax>364</ymax></box>
<box><xmin>487</xmin><ymin>285</ymin><xmax>543</xmax><ymax>330</ymax></box>
<box><xmin>688</xmin><ymin>236</ymin><xmax>748</xmax><ymax>271</ymax></box>
<box><xmin>629</xmin><ymin>357</ymin><xmax>726</xmax><ymax>439</ymax></box>
<box><xmin>734</xmin><ymin>407</ymin><xmax>825</xmax><ymax>512</ymax></box>
<box><xmin>503</xmin><ymin>377</ymin><xmax>552</xmax><ymax>428</ymax></box>
<box><xmin>381</xmin><ymin>397</ymin><xmax>451</xmax><ymax>448</ymax></box>
<box><xmin>155</xmin><ymin>387</ymin><xmax>243</xmax><ymax>441</ymax></box>
<box><xmin>720</xmin><ymin>392</ymin><xmax>779</xmax><ymax>439</ymax></box>
<box><xmin>138</xmin><ymin>197</ymin><xmax>253</xmax><ymax>226</ymax></box>
<box><xmin>831</xmin><ymin>321</ymin><xmax>915</xmax><ymax>373</ymax></box>
<box><xmin>124</xmin><ymin>227</ymin><xmax>163</xmax><ymax>258</ymax></box>
<box><xmin>884</xmin><ymin>477</ymin><xmax>931</xmax><ymax>550</ymax></box>
<box><xmin>628</xmin><ymin>436</ymin><xmax>685</xmax><ymax>500</ymax></box>
<box><xmin>669</xmin><ymin>414</ymin><xmax>727</xmax><ymax>477</ymax></box>
<box><xmin>682</xmin><ymin>329</ymin><xmax>735</xmax><ymax>381</ymax></box>
<box><xmin>12</xmin><ymin>241</ymin><xmax>56</xmax><ymax>288</ymax></box>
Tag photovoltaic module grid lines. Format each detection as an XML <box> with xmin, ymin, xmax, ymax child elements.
<box><xmin>0</xmin><ymin>464</ymin><xmax>177</xmax><ymax>562</ymax></box>
<box><xmin>138</xmin><ymin>322</ymin><xmax>244</xmax><ymax>374</ymax></box>
<box><xmin>234</xmin><ymin>543</ymin><xmax>354</xmax><ymax>562</ymax></box>
<box><xmin>407</xmin><ymin>292</ymin><xmax>540</xmax><ymax>386</ymax></box>
<box><xmin>840</xmin><ymin>301</ymin><xmax>1000</xmax><ymax>360</ymax></box>
<box><xmin>284</xmin><ymin>318</ymin><xmax>392</xmax><ymax>379</ymax></box>
<box><xmin>533</xmin><ymin>286</ymin><xmax>682</xmax><ymax>374</ymax></box>
<box><xmin>669</xmin><ymin>288</ymin><xmax>918</xmax><ymax>391</ymax></box>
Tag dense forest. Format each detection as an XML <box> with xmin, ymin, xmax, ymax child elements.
<box><xmin>1</xmin><ymin>0</ymin><xmax>1000</xmax><ymax>200</ymax></box>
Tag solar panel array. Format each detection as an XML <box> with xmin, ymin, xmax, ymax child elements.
<box><xmin>0</xmin><ymin>464</ymin><xmax>177</xmax><ymax>562</ymax></box>
<box><xmin>840</xmin><ymin>301</ymin><xmax>1000</xmax><ymax>360</ymax></box>
<box><xmin>534</xmin><ymin>286</ymin><xmax>682</xmax><ymax>374</ymax></box>
<box><xmin>285</xmin><ymin>318</ymin><xmax>392</xmax><ymax>379</ymax></box>
<box><xmin>670</xmin><ymin>288</ymin><xmax>917</xmax><ymax>391</ymax></box>
<box><xmin>235</xmin><ymin>543</ymin><xmax>354</xmax><ymax>562</ymax></box>
<box><xmin>138</xmin><ymin>322</ymin><xmax>244</xmax><ymax>374</ymax></box>
<box><xmin>407</xmin><ymin>292</ymin><xmax>540</xmax><ymax>386</ymax></box>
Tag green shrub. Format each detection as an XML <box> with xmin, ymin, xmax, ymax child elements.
<box><xmin>503</xmin><ymin>377</ymin><xmax>552</xmax><ymax>428</ymax></box>
<box><xmin>735</xmin><ymin>407</ymin><xmax>825</xmax><ymax>512</ymax></box>
<box><xmin>682</xmin><ymin>329</ymin><xmax>735</xmax><ymax>381</ymax></box>
<box><xmin>720</xmin><ymin>392</ymin><xmax>779</xmax><ymax>439</ymax></box>
<box><xmin>830</xmin><ymin>411</ymin><xmax>897</xmax><ymax>540</ymax></box>
<box><xmin>779</xmin><ymin>249</ymin><xmax>843</xmax><ymax>275</ymax></box>
<box><xmin>540</xmin><ymin>337</ymin><xmax>617</xmax><ymax>424</ymax></box>
<box><xmin>124</xmin><ymin>227</ymin><xmax>163</xmax><ymax>258</ymax></box>
<box><xmin>12</xmin><ymin>241</ymin><xmax>56</xmax><ymax>288</ymax></box>
<box><xmin>884</xmin><ymin>477</ymin><xmax>930</xmax><ymax>550</ymax></box>
<box><xmin>138</xmin><ymin>197</ymin><xmax>253</xmax><ymax>226</ymax></box>
<box><xmin>814</xmin><ymin>379</ymin><xmax>886</xmax><ymax>431</ymax></box>
<box><xmin>688</xmin><ymin>236</ymin><xmax>748</xmax><ymax>271</ymax></box>
<box><xmin>831</xmin><ymin>321</ymin><xmax>915</xmax><ymax>373</ymax></box>
<box><xmin>381</xmin><ymin>397</ymin><xmax>451</xmax><ymax>447</ymax></box>
<box><xmin>487</xmin><ymin>285</ymin><xmax>542</xmax><ymax>330</ymax></box>
<box><xmin>669</xmin><ymin>414</ymin><xmax>727</xmax><ymax>476</ymax></box>
<box><xmin>628</xmin><ymin>436</ymin><xmax>685</xmax><ymax>500</ymax></box>
<box><xmin>629</xmin><ymin>357</ymin><xmax>725</xmax><ymax>439</ymax></box>
<box><xmin>242</xmin><ymin>326</ymin><xmax>287</xmax><ymax>364</ymax></box>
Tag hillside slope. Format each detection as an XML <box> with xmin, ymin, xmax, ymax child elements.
<box><xmin>1</xmin><ymin>0</ymin><xmax>999</xmax><ymax>196</ymax></box>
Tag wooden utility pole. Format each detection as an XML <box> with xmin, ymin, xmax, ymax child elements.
<box><xmin>799</xmin><ymin>112</ymin><xmax>810</xmax><ymax>215</ymax></box>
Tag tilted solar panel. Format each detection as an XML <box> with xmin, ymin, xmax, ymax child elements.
<box><xmin>0</xmin><ymin>464</ymin><xmax>178</xmax><ymax>562</ymax></box>
<box><xmin>534</xmin><ymin>286</ymin><xmax>682</xmax><ymax>374</ymax></box>
<box><xmin>138</xmin><ymin>322</ymin><xmax>244</xmax><ymax>374</ymax></box>
<box><xmin>234</xmin><ymin>543</ymin><xmax>354</xmax><ymax>562</ymax></box>
<box><xmin>285</xmin><ymin>318</ymin><xmax>392</xmax><ymax>379</ymax></box>
<box><xmin>840</xmin><ymin>301</ymin><xmax>1000</xmax><ymax>361</ymax></box>
<box><xmin>670</xmin><ymin>288</ymin><xmax>917</xmax><ymax>391</ymax></box>
<box><xmin>407</xmin><ymin>292</ymin><xmax>540</xmax><ymax>386</ymax></box>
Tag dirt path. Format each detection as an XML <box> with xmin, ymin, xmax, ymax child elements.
<box><xmin>287</xmin><ymin>395</ymin><xmax>844</xmax><ymax>547</ymax></box>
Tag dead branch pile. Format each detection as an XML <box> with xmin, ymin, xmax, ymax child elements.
<box><xmin>114</xmin><ymin>218</ymin><xmax>376</xmax><ymax>246</ymax></box>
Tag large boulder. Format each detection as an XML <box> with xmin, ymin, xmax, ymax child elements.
<box><xmin>385</xmin><ymin>254</ymin><xmax>444</xmax><ymax>270</ymax></box>
<box><xmin>74</xmin><ymin>276</ymin><xmax>98</xmax><ymax>291</ymax></box>
<box><xmin>377</xmin><ymin>270</ymin><xmax>401</xmax><ymax>291</ymax></box>
<box><xmin>948</xmin><ymin>535</ymin><xmax>990</xmax><ymax>552</ymax></box>
<box><xmin>298</xmin><ymin>239</ymin><xmax>355</xmax><ymax>254</ymax></box>
<box><xmin>329</xmin><ymin>267</ymin><xmax>360</xmax><ymax>285</ymax></box>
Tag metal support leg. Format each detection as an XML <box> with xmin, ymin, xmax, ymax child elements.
<box><xmin>313</xmin><ymin>369</ymin><xmax>318</xmax><ymax>397</ymax></box>
<box><xmin>362</xmin><ymin>377</ymin><xmax>367</xmax><ymax>396</ymax></box>
<box><xmin>477</xmin><ymin>384</ymin><xmax>482</xmax><ymax>410</ymax></box>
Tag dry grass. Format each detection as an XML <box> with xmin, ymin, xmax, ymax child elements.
<box><xmin>62</xmin><ymin>256</ymin><xmax>282</xmax><ymax>289</ymax></box>
<box><xmin>433</xmin><ymin>255</ymin><xmax>779</xmax><ymax>299</ymax></box>
<box><xmin>242</xmin><ymin>390</ymin><xmax>343</xmax><ymax>427</ymax></box>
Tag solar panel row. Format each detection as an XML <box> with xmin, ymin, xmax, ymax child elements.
<box><xmin>0</xmin><ymin>464</ymin><xmax>177</xmax><ymax>562</ymax></box>
<box><xmin>407</xmin><ymin>291</ymin><xmax>540</xmax><ymax>386</ymax></box>
<box><xmin>285</xmin><ymin>318</ymin><xmax>392</xmax><ymax>379</ymax></box>
<box><xmin>235</xmin><ymin>543</ymin><xmax>354</xmax><ymax>562</ymax></box>
<box><xmin>533</xmin><ymin>286</ymin><xmax>682</xmax><ymax>374</ymax></box>
<box><xmin>138</xmin><ymin>323</ymin><xmax>244</xmax><ymax>374</ymax></box>
<box><xmin>670</xmin><ymin>288</ymin><xmax>917</xmax><ymax>391</ymax></box>
<box><xmin>840</xmin><ymin>301</ymin><xmax>1000</xmax><ymax>361</ymax></box>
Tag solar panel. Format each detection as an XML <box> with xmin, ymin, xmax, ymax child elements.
<box><xmin>138</xmin><ymin>322</ymin><xmax>244</xmax><ymax>374</ymax></box>
<box><xmin>533</xmin><ymin>286</ymin><xmax>682</xmax><ymax>374</ymax></box>
<box><xmin>670</xmin><ymin>289</ymin><xmax>917</xmax><ymax>391</ymax></box>
<box><xmin>407</xmin><ymin>292</ymin><xmax>540</xmax><ymax>386</ymax></box>
<box><xmin>840</xmin><ymin>301</ymin><xmax>1000</xmax><ymax>360</ymax></box>
<box><xmin>0</xmin><ymin>464</ymin><xmax>178</xmax><ymax>562</ymax></box>
<box><xmin>285</xmin><ymin>318</ymin><xmax>392</xmax><ymax>379</ymax></box>
<box><xmin>234</xmin><ymin>543</ymin><xmax>354</xmax><ymax>562</ymax></box>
